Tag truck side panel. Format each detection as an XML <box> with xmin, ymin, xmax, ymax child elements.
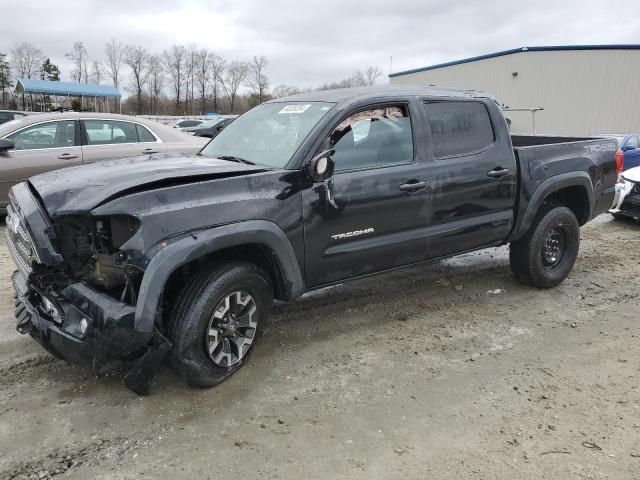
<box><xmin>509</xmin><ymin>138</ymin><xmax>618</xmax><ymax>241</ymax></box>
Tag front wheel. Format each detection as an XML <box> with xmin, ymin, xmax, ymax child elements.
<box><xmin>509</xmin><ymin>206</ymin><xmax>580</xmax><ymax>288</ymax></box>
<box><xmin>168</xmin><ymin>261</ymin><xmax>273</xmax><ymax>388</ymax></box>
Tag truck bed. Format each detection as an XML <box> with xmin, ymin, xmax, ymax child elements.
<box><xmin>509</xmin><ymin>134</ymin><xmax>618</xmax><ymax>237</ymax></box>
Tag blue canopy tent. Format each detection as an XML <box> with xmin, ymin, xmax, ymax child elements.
<box><xmin>15</xmin><ymin>78</ymin><xmax>121</xmax><ymax>113</ymax></box>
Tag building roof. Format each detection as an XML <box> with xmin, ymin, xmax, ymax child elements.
<box><xmin>15</xmin><ymin>78</ymin><xmax>121</xmax><ymax>98</ymax></box>
<box><xmin>389</xmin><ymin>44</ymin><xmax>640</xmax><ymax>78</ymax></box>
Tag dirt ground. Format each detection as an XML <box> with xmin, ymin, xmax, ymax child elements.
<box><xmin>0</xmin><ymin>215</ymin><xmax>639</xmax><ymax>480</ymax></box>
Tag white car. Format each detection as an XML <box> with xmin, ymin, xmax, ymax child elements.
<box><xmin>609</xmin><ymin>166</ymin><xmax>640</xmax><ymax>220</ymax></box>
<box><xmin>169</xmin><ymin>119</ymin><xmax>206</xmax><ymax>132</ymax></box>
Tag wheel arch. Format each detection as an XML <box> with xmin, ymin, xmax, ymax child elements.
<box><xmin>133</xmin><ymin>220</ymin><xmax>304</xmax><ymax>333</ymax></box>
<box><xmin>510</xmin><ymin>172</ymin><xmax>593</xmax><ymax>241</ymax></box>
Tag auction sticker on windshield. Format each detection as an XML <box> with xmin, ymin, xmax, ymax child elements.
<box><xmin>279</xmin><ymin>104</ymin><xmax>311</xmax><ymax>114</ymax></box>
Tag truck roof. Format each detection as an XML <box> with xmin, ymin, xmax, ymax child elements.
<box><xmin>268</xmin><ymin>84</ymin><xmax>492</xmax><ymax>106</ymax></box>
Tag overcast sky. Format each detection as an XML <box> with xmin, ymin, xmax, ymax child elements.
<box><xmin>1</xmin><ymin>0</ymin><xmax>639</xmax><ymax>90</ymax></box>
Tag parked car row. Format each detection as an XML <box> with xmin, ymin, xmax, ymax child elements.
<box><xmin>192</xmin><ymin>117</ymin><xmax>235</xmax><ymax>138</ymax></box>
<box><xmin>0</xmin><ymin>112</ymin><xmax>207</xmax><ymax>212</ymax></box>
<box><xmin>169</xmin><ymin>117</ymin><xmax>236</xmax><ymax>137</ymax></box>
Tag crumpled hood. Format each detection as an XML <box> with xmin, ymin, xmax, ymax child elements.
<box><xmin>28</xmin><ymin>153</ymin><xmax>268</xmax><ymax>217</ymax></box>
<box><xmin>622</xmin><ymin>166</ymin><xmax>640</xmax><ymax>183</ymax></box>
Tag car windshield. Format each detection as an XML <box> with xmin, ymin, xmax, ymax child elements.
<box><xmin>200</xmin><ymin>102</ymin><xmax>334</xmax><ymax>168</ymax></box>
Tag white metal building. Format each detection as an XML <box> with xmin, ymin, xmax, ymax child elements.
<box><xmin>389</xmin><ymin>45</ymin><xmax>640</xmax><ymax>136</ymax></box>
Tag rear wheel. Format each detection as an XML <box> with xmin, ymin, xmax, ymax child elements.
<box><xmin>510</xmin><ymin>206</ymin><xmax>580</xmax><ymax>288</ymax></box>
<box><xmin>168</xmin><ymin>261</ymin><xmax>272</xmax><ymax>388</ymax></box>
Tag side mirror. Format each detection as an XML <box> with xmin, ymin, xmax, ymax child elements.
<box><xmin>623</xmin><ymin>144</ymin><xmax>637</xmax><ymax>152</ymax></box>
<box><xmin>0</xmin><ymin>139</ymin><xmax>14</xmax><ymax>153</ymax></box>
<box><xmin>308</xmin><ymin>149</ymin><xmax>335</xmax><ymax>182</ymax></box>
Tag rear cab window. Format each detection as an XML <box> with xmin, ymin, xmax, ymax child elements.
<box><xmin>423</xmin><ymin>101</ymin><xmax>495</xmax><ymax>158</ymax></box>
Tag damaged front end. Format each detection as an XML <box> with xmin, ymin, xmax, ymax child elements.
<box><xmin>609</xmin><ymin>171</ymin><xmax>640</xmax><ymax>220</ymax></box>
<box><xmin>7</xmin><ymin>182</ymin><xmax>168</xmax><ymax>394</ymax></box>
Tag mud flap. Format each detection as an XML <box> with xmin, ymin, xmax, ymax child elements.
<box><xmin>123</xmin><ymin>331</ymin><xmax>172</xmax><ymax>395</ymax></box>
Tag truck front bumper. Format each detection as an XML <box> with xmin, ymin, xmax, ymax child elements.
<box><xmin>12</xmin><ymin>270</ymin><xmax>153</xmax><ymax>368</ymax></box>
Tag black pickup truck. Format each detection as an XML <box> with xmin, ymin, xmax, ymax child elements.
<box><xmin>6</xmin><ymin>85</ymin><xmax>617</xmax><ymax>394</ymax></box>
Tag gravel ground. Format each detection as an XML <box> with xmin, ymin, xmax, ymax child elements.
<box><xmin>0</xmin><ymin>216</ymin><xmax>639</xmax><ymax>480</ymax></box>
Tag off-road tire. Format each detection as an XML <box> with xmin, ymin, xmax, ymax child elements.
<box><xmin>509</xmin><ymin>206</ymin><xmax>580</xmax><ymax>288</ymax></box>
<box><xmin>168</xmin><ymin>261</ymin><xmax>272</xmax><ymax>388</ymax></box>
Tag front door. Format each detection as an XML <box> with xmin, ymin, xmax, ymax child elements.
<box><xmin>0</xmin><ymin>119</ymin><xmax>82</xmax><ymax>210</ymax></box>
<box><xmin>303</xmin><ymin>103</ymin><xmax>430</xmax><ymax>287</ymax></box>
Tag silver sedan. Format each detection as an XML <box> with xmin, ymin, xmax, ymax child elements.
<box><xmin>0</xmin><ymin>112</ymin><xmax>208</xmax><ymax>212</ymax></box>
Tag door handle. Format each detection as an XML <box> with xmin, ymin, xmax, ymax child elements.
<box><xmin>398</xmin><ymin>181</ymin><xmax>427</xmax><ymax>193</ymax></box>
<box><xmin>487</xmin><ymin>168</ymin><xmax>510</xmax><ymax>178</ymax></box>
<box><xmin>58</xmin><ymin>153</ymin><xmax>78</xmax><ymax>160</ymax></box>
<box><xmin>143</xmin><ymin>148</ymin><xmax>159</xmax><ymax>154</ymax></box>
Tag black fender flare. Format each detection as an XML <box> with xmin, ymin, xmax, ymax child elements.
<box><xmin>509</xmin><ymin>172</ymin><xmax>594</xmax><ymax>241</ymax></box>
<box><xmin>133</xmin><ymin>220</ymin><xmax>304</xmax><ymax>333</ymax></box>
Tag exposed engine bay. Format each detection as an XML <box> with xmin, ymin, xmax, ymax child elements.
<box><xmin>34</xmin><ymin>215</ymin><xmax>142</xmax><ymax>306</ymax></box>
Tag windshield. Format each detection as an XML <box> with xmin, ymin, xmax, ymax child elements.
<box><xmin>200</xmin><ymin>101</ymin><xmax>334</xmax><ymax>168</ymax></box>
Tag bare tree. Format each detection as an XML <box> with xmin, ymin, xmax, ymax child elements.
<box><xmin>65</xmin><ymin>41</ymin><xmax>89</xmax><ymax>83</ymax></box>
<box><xmin>163</xmin><ymin>45</ymin><xmax>187</xmax><ymax>113</ymax></box>
<box><xmin>124</xmin><ymin>45</ymin><xmax>150</xmax><ymax>114</ymax></box>
<box><xmin>209</xmin><ymin>55</ymin><xmax>225</xmax><ymax>112</ymax></box>
<box><xmin>220</xmin><ymin>60</ymin><xmax>248</xmax><ymax>113</ymax></box>
<box><xmin>147</xmin><ymin>55</ymin><xmax>164</xmax><ymax>115</ymax></box>
<box><xmin>194</xmin><ymin>49</ymin><xmax>211</xmax><ymax>114</ymax></box>
<box><xmin>350</xmin><ymin>70</ymin><xmax>367</xmax><ymax>87</ymax></box>
<box><xmin>0</xmin><ymin>53</ymin><xmax>13</xmax><ymax>108</ymax></box>
<box><xmin>11</xmin><ymin>42</ymin><xmax>45</xmax><ymax>79</ymax></box>
<box><xmin>272</xmin><ymin>84</ymin><xmax>300</xmax><ymax>98</ymax></box>
<box><xmin>90</xmin><ymin>60</ymin><xmax>104</xmax><ymax>84</ymax></box>
<box><xmin>185</xmin><ymin>45</ymin><xmax>198</xmax><ymax>114</ymax></box>
<box><xmin>247</xmin><ymin>55</ymin><xmax>269</xmax><ymax>104</ymax></box>
<box><xmin>363</xmin><ymin>66</ymin><xmax>382</xmax><ymax>86</ymax></box>
<box><xmin>104</xmin><ymin>39</ymin><xmax>124</xmax><ymax>89</ymax></box>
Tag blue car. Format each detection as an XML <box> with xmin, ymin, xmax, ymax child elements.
<box><xmin>605</xmin><ymin>134</ymin><xmax>640</xmax><ymax>171</ymax></box>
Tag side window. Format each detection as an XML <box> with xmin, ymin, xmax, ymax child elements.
<box><xmin>136</xmin><ymin>124</ymin><xmax>156</xmax><ymax>142</ymax></box>
<box><xmin>8</xmin><ymin>121</ymin><xmax>76</xmax><ymax>150</ymax></box>
<box><xmin>626</xmin><ymin>136</ymin><xmax>639</xmax><ymax>149</ymax></box>
<box><xmin>424</xmin><ymin>101</ymin><xmax>495</xmax><ymax>158</ymax></box>
<box><xmin>328</xmin><ymin>105</ymin><xmax>413</xmax><ymax>172</ymax></box>
<box><xmin>84</xmin><ymin>120</ymin><xmax>139</xmax><ymax>145</ymax></box>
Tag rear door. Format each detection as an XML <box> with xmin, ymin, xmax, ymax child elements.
<box><xmin>422</xmin><ymin>99</ymin><xmax>517</xmax><ymax>258</ymax></box>
<box><xmin>80</xmin><ymin>119</ymin><xmax>165</xmax><ymax>163</ymax></box>
<box><xmin>303</xmin><ymin>102</ymin><xmax>430</xmax><ymax>287</ymax></box>
<box><xmin>0</xmin><ymin>119</ymin><xmax>81</xmax><ymax>210</ymax></box>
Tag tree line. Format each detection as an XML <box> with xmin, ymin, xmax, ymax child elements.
<box><xmin>1</xmin><ymin>40</ymin><xmax>382</xmax><ymax>115</ymax></box>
